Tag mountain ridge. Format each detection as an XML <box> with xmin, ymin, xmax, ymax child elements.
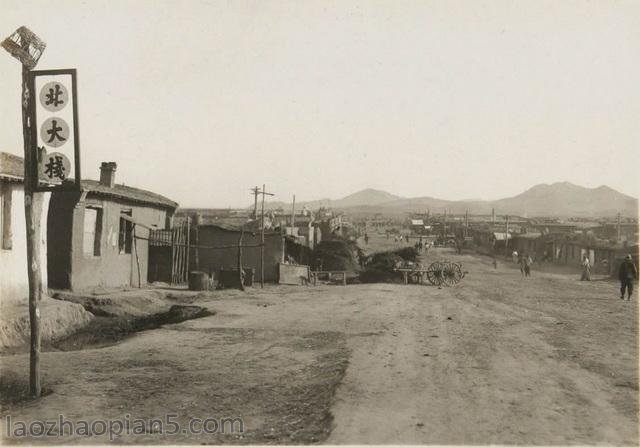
<box><xmin>263</xmin><ymin>182</ymin><xmax>638</xmax><ymax>217</ymax></box>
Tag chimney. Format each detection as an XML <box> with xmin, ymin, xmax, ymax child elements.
<box><xmin>99</xmin><ymin>162</ymin><xmax>117</xmax><ymax>188</ymax></box>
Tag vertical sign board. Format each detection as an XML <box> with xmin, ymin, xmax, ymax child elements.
<box><xmin>29</xmin><ymin>69</ymin><xmax>80</xmax><ymax>191</ymax></box>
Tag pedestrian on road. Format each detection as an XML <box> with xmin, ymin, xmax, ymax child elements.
<box><xmin>618</xmin><ymin>254</ymin><xmax>637</xmax><ymax>301</ymax></box>
<box><xmin>364</xmin><ymin>233</ymin><xmax>369</xmax><ymax>245</ymax></box>
<box><xmin>524</xmin><ymin>255</ymin><xmax>532</xmax><ymax>277</ymax></box>
<box><xmin>512</xmin><ymin>250</ymin><xmax>519</xmax><ymax>264</ymax></box>
<box><xmin>581</xmin><ymin>255</ymin><xmax>591</xmax><ymax>281</ymax></box>
<box><xmin>518</xmin><ymin>253</ymin><xmax>525</xmax><ymax>276</ymax></box>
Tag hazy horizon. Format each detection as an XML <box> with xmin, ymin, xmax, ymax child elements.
<box><xmin>2</xmin><ymin>0</ymin><xmax>639</xmax><ymax>209</ymax></box>
<box><xmin>179</xmin><ymin>182</ymin><xmax>638</xmax><ymax>210</ymax></box>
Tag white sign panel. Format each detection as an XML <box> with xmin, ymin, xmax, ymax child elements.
<box><xmin>30</xmin><ymin>69</ymin><xmax>80</xmax><ymax>190</ymax></box>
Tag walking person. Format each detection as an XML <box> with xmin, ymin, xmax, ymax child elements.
<box><xmin>581</xmin><ymin>255</ymin><xmax>591</xmax><ymax>281</ymax></box>
<box><xmin>618</xmin><ymin>254</ymin><xmax>637</xmax><ymax>301</ymax></box>
<box><xmin>518</xmin><ymin>253</ymin><xmax>525</xmax><ymax>276</ymax></box>
<box><xmin>524</xmin><ymin>254</ymin><xmax>533</xmax><ymax>277</ymax></box>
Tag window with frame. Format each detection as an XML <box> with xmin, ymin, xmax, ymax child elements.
<box><xmin>1</xmin><ymin>185</ymin><xmax>12</xmax><ymax>250</ymax></box>
<box><xmin>83</xmin><ymin>206</ymin><xmax>103</xmax><ymax>256</ymax></box>
<box><xmin>119</xmin><ymin>210</ymin><xmax>133</xmax><ymax>254</ymax></box>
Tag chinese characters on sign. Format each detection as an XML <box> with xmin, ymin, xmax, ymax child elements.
<box><xmin>40</xmin><ymin>152</ymin><xmax>71</xmax><ymax>181</ymax></box>
<box><xmin>39</xmin><ymin>81</ymin><xmax>68</xmax><ymax>112</ymax></box>
<box><xmin>41</xmin><ymin>117</ymin><xmax>69</xmax><ymax>148</ymax></box>
<box><xmin>30</xmin><ymin>69</ymin><xmax>80</xmax><ymax>190</ymax></box>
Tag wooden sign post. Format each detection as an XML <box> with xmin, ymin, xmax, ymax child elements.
<box><xmin>2</xmin><ymin>26</ymin><xmax>47</xmax><ymax>398</ymax></box>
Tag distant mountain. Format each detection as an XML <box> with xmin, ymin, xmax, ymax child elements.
<box><xmin>337</xmin><ymin>188</ymin><xmax>402</xmax><ymax>207</ymax></box>
<box><xmin>492</xmin><ymin>182</ymin><xmax>638</xmax><ymax>217</ymax></box>
<box><xmin>263</xmin><ymin>182</ymin><xmax>638</xmax><ymax>218</ymax></box>
<box><xmin>262</xmin><ymin>188</ymin><xmax>402</xmax><ymax>211</ymax></box>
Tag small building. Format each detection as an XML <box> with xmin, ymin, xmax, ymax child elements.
<box><xmin>0</xmin><ymin>152</ymin><xmax>50</xmax><ymax>305</ymax></box>
<box><xmin>318</xmin><ymin>215</ymin><xmax>343</xmax><ymax>240</ymax></box>
<box><xmin>470</xmin><ymin>226</ymin><xmax>515</xmax><ymax>254</ymax></box>
<box><xmin>592</xmin><ymin>223</ymin><xmax>639</xmax><ymax>243</ymax></box>
<box><xmin>47</xmin><ymin>162</ymin><xmax>178</xmax><ymax>291</ymax></box>
<box><xmin>408</xmin><ymin>218</ymin><xmax>430</xmax><ymax>234</ymax></box>
<box><xmin>191</xmin><ymin>223</ymin><xmax>285</xmax><ymax>282</ymax></box>
<box><xmin>546</xmin><ymin>235</ymin><xmax>639</xmax><ymax>275</ymax></box>
<box><xmin>512</xmin><ymin>232</ymin><xmax>544</xmax><ymax>259</ymax></box>
<box><xmin>532</xmin><ymin>223</ymin><xmax>577</xmax><ymax>234</ymax></box>
<box><xmin>281</xmin><ymin>216</ymin><xmax>321</xmax><ymax>249</ymax></box>
<box><xmin>491</xmin><ymin>232</ymin><xmax>513</xmax><ymax>252</ymax></box>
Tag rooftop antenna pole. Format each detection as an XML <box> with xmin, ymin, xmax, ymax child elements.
<box><xmin>2</xmin><ymin>26</ymin><xmax>47</xmax><ymax>398</ymax></box>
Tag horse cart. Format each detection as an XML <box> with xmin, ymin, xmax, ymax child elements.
<box><xmin>395</xmin><ymin>260</ymin><xmax>466</xmax><ymax>286</ymax></box>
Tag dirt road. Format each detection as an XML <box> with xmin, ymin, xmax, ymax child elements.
<box><xmin>1</xmin><ymin>245</ymin><xmax>637</xmax><ymax>444</ymax></box>
<box><xmin>329</xmin><ymin>249</ymin><xmax>638</xmax><ymax>444</ymax></box>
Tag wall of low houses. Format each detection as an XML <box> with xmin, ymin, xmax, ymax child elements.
<box><xmin>551</xmin><ymin>241</ymin><xmax>583</xmax><ymax>265</ymax></box>
<box><xmin>512</xmin><ymin>236</ymin><xmax>545</xmax><ymax>259</ymax></box>
<box><xmin>1</xmin><ymin>183</ymin><xmax>50</xmax><ymax>305</ymax></box>
<box><xmin>193</xmin><ymin>226</ymin><xmax>284</xmax><ymax>283</ymax></box>
<box><xmin>48</xmin><ymin>191</ymin><xmax>168</xmax><ymax>291</ymax></box>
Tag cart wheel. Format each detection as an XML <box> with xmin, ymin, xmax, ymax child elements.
<box><xmin>442</xmin><ymin>263</ymin><xmax>457</xmax><ymax>287</ymax></box>
<box><xmin>427</xmin><ymin>261</ymin><xmax>443</xmax><ymax>286</ymax></box>
<box><xmin>451</xmin><ymin>263</ymin><xmax>463</xmax><ymax>283</ymax></box>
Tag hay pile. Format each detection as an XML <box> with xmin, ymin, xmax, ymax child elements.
<box><xmin>312</xmin><ymin>239</ymin><xmax>363</xmax><ymax>271</ymax></box>
<box><xmin>360</xmin><ymin>247</ymin><xmax>419</xmax><ymax>283</ymax></box>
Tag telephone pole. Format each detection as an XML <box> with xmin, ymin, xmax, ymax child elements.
<box><xmin>464</xmin><ymin>209</ymin><xmax>469</xmax><ymax>238</ymax></box>
<box><xmin>258</xmin><ymin>184</ymin><xmax>274</xmax><ymax>288</ymax></box>
<box><xmin>505</xmin><ymin>215</ymin><xmax>510</xmax><ymax>258</ymax></box>
<box><xmin>443</xmin><ymin>209</ymin><xmax>447</xmax><ymax>241</ymax></box>
<box><xmin>291</xmin><ymin>194</ymin><xmax>296</xmax><ymax>227</ymax></box>
<box><xmin>250</xmin><ymin>186</ymin><xmax>260</xmax><ymax>220</ymax></box>
<box><xmin>616</xmin><ymin>212</ymin><xmax>621</xmax><ymax>242</ymax></box>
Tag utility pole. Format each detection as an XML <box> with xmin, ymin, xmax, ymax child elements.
<box><xmin>237</xmin><ymin>227</ymin><xmax>245</xmax><ymax>291</ymax></box>
<box><xmin>291</xmin><ymin>194</ymin><xmax>296</xmax><ymax>227</ymax></box>
<box><xmin>443</xmin><ymin>209</ymin><xmax>447</xmax><ymax>240</ymax></box>
<box><xmin>250</xmin><ymin>186</ymin><xmax>260</xmax><ymax>220</ymax></box>
<box><xmin>505</xmin><ymin>215</ymin><xmax>510</xmax><ymax>258</ymax></box>
<box><xmin>2</xmin><ymin>27</ymin><xmax>46</xmax><ymax>398</ymax></box>
<box><xmin>258</xmin><ymin>184</ymin><xmax>274</xmax><ymax>288</ymax></box>
<box><xmin>464</xmin><ymin>209</ymin><xmax>469</xmax><ymax>238</ymax></box>
<box><xmin>185</xmin><ymin>216</ymin><xmax>191</xmax><ymax>279</ymax></box>
<box><xmin>616</xmin><ymin>212</ymin><xmax>621</xmax><ymax>242</ymax></box>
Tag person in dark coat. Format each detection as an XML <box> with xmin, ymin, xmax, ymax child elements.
<box><xmin>618</xmin><ymin>255</ymin><xmax>637</xmax><ymax>301</ymax></box>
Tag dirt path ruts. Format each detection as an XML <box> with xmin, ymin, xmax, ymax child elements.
<box><xmin>328</xmin><ymin>248</ymin><xmax>637</xmax><ymax>445</ymax></box>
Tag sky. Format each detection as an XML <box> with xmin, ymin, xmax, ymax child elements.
<box><xmin>1</xmin><ymin>0</ymin><xmax>639</xmax><ymax>208</ymax></box>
